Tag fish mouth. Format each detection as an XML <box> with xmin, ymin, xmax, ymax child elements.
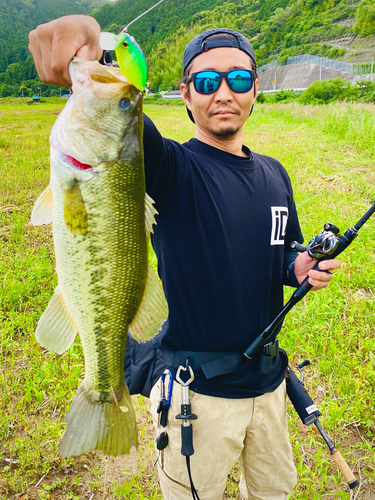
<box><xmin>58</xmin><ymin>151</ymin><xmax>95</xmax><ymax>172</ymax></box>
<box><xmin>64</xmin><ymin>154</ymin><xmax>93</xmax><ymax>171</ymax></box>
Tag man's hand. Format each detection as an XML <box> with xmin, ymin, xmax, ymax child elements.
<box><xmin>294</xmin><ymin>251</ymin><xmax>341</xmax><ymax>291</ymax></box>
<box><xmin>28</xmin><ymin>15</ymin><xmax>102</xmax><ymax>88</ymax></box>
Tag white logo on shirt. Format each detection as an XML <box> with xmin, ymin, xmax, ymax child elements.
<box><xmin>270</xmin><ymin>207</ymin><xmax>289</xmax><ymax>245</ymax></box>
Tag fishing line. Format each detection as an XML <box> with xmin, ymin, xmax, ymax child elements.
<box><xmin>121</xmin><ymin>0</ymin><xmax>167</xmax><ymax>33</ymax></box>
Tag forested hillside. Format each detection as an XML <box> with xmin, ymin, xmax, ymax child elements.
<box><xmin>0</xmin><ymin>0</ymin><xmax>374</xmax><ymax>96</ymax></box>
<box><xmin>94</xmin><ymin>0</ymin><xmax>374</xmax><ymax>61</ymax></box>
<box><xmin>0</xmin><ymin>0</ymin><xmax>109</xmax><ymax>96</ymax></box>
<box><xmin>136</xmin><ymin>0</ymin><xmax>374</xmax><ymax>90</ymax></box>
<box><xmin>0</xmin><ymin>0</ymin><xmax>108</xmax><ymax>73</ymax></box>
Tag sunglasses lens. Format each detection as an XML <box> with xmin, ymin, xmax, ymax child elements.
<box><xmin>227</xmin><ymin>70</ymin><xmax>253</xmax><ymax>93</ymax></box>
<box><xmin>194</xmin><ymin>71</ymin><xmax>221</xmax><ymax>94</ymax></box>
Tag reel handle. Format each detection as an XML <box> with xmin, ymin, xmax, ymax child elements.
<box><xmin>290</xmin><ymin>241</ymin><xmax>307</xmax><ymax>253</ymax></box>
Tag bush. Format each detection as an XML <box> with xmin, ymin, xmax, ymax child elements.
<box><xmin>256</xmin><ymin>89</ymin><xmax>300</xmax><ymax>104</ymax></box>
<box><xmin>0</xmin><ymin>83</ymin><xmax>17</xmax><ymax>97</ymax></box>
<box><xmin>256</xmin><ymin>91</ymin><xmax>266</xmax><ymax>103</ymax></box>
<box><xmin>357</xmin><ymin>81</ymin><xmax>375</xmax><ymax>103</ymax></box>
<box><xmin>300</xmin><ymin>78</ymin><xmax>360</xmax><ymax>104</ymax></box>
<box><xmin>266</xmin><ymin>89</ymin><xmax>301</xmax><ymax>103</ymax></box>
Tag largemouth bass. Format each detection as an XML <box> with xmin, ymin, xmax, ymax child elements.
<box><xmin>31</xmin><ymin>58</ymin><xmax>168</xmax><ymax>457</ymax></box>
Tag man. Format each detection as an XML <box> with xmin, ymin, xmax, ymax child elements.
<box><xmin>29</xmin><ymin>16</ymin><xmax>340</xmax><ymax>500</ymax></box>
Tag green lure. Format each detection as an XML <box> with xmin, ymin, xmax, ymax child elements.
<box><xmin>114</xmin><ymin>33</ymin><xmax>147</xmax><ymax>91</ymax></box>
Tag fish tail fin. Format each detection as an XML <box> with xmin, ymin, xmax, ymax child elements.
<box><xmin>59</xmin><ymin>382</ymin><xmax>138</xmax><ymax>457</ymax></box>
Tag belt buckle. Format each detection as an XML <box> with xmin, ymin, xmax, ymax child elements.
<box><xmin>263</xmin><ymin>338</ymin><xmax>279</xmax><ymax>358</ymax></box>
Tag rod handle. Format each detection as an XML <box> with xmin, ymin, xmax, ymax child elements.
<box><xmin>331</xmin><ymin>449</ymin><xmax>359</xmax><ymax>489</ymax></box>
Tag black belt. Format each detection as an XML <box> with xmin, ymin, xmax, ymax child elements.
<box><xmin>156</xmin><ymin>339</ymin><xmax>279</xmax><ymax>379</ymax></box>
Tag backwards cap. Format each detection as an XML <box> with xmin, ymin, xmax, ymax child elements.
<box><xmin>183</xmin><ymin>28</ymin><xmax>256</xmax><ymax>74</ymax></box>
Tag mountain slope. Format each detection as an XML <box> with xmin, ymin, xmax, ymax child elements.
<box><xmin>0</xmin><ymin>0</ymin><xmax>107</xmax><ymax>72</ymax></box>
<box><xmin>92</xmin><ymin>0</ymin><xmax>373</xmax><ymax>90</ymax></box>
<box><xmin>0</xmin><ymin>0</ymin><xmax>373</xmax><ymax>95</ymax></box>
<box><xmin>144</xmin><ymin>0</ymin><xmax>372</xmax><ymax>90</ymax></box>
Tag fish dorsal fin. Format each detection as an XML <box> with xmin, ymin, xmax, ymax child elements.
<box><xmin>145</xmin><ymin>192</ymin><xmax>157</xmax><ymax>235</ymax></box>
<box><xmin>31</xmin><ymin>185</ymin><xmax>53</xmax><ymax>226</ymax></box>
<box><xmin>129</xmin><ymin>262</ymin><xmax>168</xmax><ymax>342</ymax></box>
<box><xmin>36</xmin><ymin>286</ymin><xmax>78</xmax><ymax>354</ymax></box>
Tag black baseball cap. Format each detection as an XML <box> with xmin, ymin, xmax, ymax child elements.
<box><xmin>183</xmin><ymin>28</ymin><xmax>256</xmax><ymax>74</ymax></box>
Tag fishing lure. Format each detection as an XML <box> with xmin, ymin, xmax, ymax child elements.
<box><xmin>99</xmin><ymin>31</ymin><xmax>147</xmax><ymax>91</ymax></box>
<box><xmin>99</xmin><ymin>0</ymin><xmax>167</xmax><ymax>90</ymax></box>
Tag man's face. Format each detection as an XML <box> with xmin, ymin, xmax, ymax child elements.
<box><xmin>180</xmin><ymin>47</ymin><xmax>258</xmax><ymax>140</ymax></box>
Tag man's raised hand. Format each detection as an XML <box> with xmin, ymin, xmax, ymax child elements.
<box><xmin>28</xmin><ymin>15</ymin><xmax>102</xmax><ymax>88</ymax></box>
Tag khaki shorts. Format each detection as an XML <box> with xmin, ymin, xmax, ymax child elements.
<box><xmin>150</xmin><ymin>378</ymin><xmax>297</xmax><ymax>500</ymax></box>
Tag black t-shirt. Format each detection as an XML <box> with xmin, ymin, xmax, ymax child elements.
<box><xmin>143</xmin><ymin>115</ymin><xmax>304</xmax><ymax>398</ymax></box>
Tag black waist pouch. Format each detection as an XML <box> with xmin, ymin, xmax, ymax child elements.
<box><xmin>124</xmin><ymin>332</ymin><xmax>168</xmax><ymax>398</ymax></box>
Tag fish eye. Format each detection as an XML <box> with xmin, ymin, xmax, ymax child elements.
<box><xmin>119</xmin><ymin>98</ymin><xmax>133</xmax><ymax>112</ymax></box>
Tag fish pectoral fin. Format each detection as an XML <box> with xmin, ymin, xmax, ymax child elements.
<box><xmin>129</xmin><ymin>262</ymin><xmax>168</xmax><ymax>342</ymax></box>
<box><xmin>36</xmin><ymin>286</ymin><xmax>78</xmax><ymax>354</ymax></box>
<box><xmin>31</xmin><ymin>185</ymin><xmax>53</xmax><ymax>225</ymax></box>
<box><xmin>63</xmin><ymin>180</ymin><xmax>88</xmax><ymax>236</ymax></box>
<box><xmin>145</xmin><ymin>192</ymin><xmax>158</xmax><ymax>235</ymax></box>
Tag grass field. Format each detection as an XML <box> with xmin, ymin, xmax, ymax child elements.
<box><xmin>0</xmin><ymin>98</ymin><xmax>375</xmax><ymax>499</ymax></box>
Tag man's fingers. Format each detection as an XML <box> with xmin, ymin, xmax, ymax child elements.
<box><xmin>28</xmin><ymin>15</ymin><xmax>102</xmax><ymax>88</ymax></box>
<box><xmin>50</xmin><ymin>36</ymin><xmax>81</xmax><ymax>87</ymax></box>
<box><xmin>28</xmin><ymin>42</ymin><xmax>46</xmax><ymax>83</ymax></box>
<box><xmin>43</xmin><ymin>24</ymin><xmax>82</xmax><ymax>86</ymax></box>
<box><xmin>318</xmin><ymin>259</ymin><xmax>341</xmax><ymax>271</ymax></box>
<box><xmin>308</xmin><ymin>278</ymin><xmax>329</xmax><ymax>290</ymax></box>
<box><xmin>308</xmin><ymin>262</ymin><xmax>340</xmax><ymax>290</ymax></box>
<box><xmin>76</xmin><ymin>34</ymin><xmax>102</xmax><ymax>61</ymax></box>
<box><xmin>28</xmin><ymin>29</ymin><xmax>46</xmax><ymax>82</ymax></box>
<box><xmin>308</xmin><ymin>270</ymin><xmax>332</xmax><ymax>283</ymax></box>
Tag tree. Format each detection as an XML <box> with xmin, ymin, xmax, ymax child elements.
<box><xmin>354</xmin><ymin>0</ymin><xmax>375</xmax><ymax>36</ymax></box>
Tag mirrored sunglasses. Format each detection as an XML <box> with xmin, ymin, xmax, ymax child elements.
<box><xmin>188</xmin><ymin>70</ymin><xmax>256</xmax><ymax>94</ymax></box>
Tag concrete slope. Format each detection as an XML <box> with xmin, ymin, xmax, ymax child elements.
<box><xmin>258</xmin><ymin>63</ymin><xmax>373</xmax><ymax>92</ymax></box>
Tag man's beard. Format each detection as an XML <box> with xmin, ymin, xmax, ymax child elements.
<box><xmin>207</xmin><ymin>107</ymin><xmax>242</xmax><ymax>138</ymax></box>
<box><xmin>208</xmin><ymin>124</ymin><xmax>241</xmax><ymax>138</ymax></box>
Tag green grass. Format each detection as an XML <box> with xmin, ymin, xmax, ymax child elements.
<box><xmin>0</xmin><ymin>98</ymin><xmax>375</xmax><ymax>499</ymax></box>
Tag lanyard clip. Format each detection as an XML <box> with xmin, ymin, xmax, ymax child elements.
<box><xmin>156</xmin><ymin>370</ymin><xmax>173</xmax><ymax>452</ymax></box>
<box><xmin>176</xmin><ymin>359</ymin><xmax>196</xmax><ymax>420</ymax></box>
<box><xmin>175</xmin><ymin>360</ymin><xmax>197</xmax><ymax>457</ymax></box>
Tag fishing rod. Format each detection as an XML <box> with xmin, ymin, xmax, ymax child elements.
<box><xmin>244</xmin><ymin>199</ymin><xmax>375</xmax><ymax>359</ymax></box>
<box><xmin>286</xmin><ymin>360</ymin><xmax>359</xmax><ymax>490</ymax></box>
<box><xmin>240</xmin><ymin>201</ymin><xmax>375</xmax><ymax>490</ymax></box>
